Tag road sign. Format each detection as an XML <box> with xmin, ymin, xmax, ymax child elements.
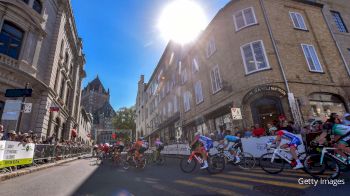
<box><xmin>23</xmin><ymin>103</ymin><xmax>32</xmax><ymax>113</ymax></box>
<box><xmin>231</xmin><ymin>108</ymin><xmax>242</xmax><ymax>120</ymax></box>
<box><xmin>1</xmin><ymin>100</ymin><xmax>22</xmax><ymax>120</ymax></box>
<box><xmin>5</xmin><ymin>89</ymin><xmax>32</xmax><ymax>98</ymax></box>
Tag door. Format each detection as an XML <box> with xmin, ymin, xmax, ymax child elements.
<box><xmin>251</xmin><ymin>97</ymin><xmax>283</xmax><ymax>128</ymax></box>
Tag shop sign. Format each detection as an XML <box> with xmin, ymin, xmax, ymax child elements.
<box><xmin>231</xmin><ymin>108</ymin><xmax>242</xmax><ymax>120</ymax></box>
<box><xmin>244</xmin><ymin>85</ymin><xmax>287</xmax><ymax>102</ymax></box>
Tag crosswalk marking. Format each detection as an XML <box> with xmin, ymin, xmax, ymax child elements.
<box><xmin>228</xmin><ymin>170</ymin><xmax>302</xmax><ymax>181</ymax></box>
<box><xmin>175</xmin><ymin>180</ymin><xmax>243</xmax><ymax>196</ymax></box>
<box><xmin>195</xmin><ymin>176</ymin><xmax>253</xmax><ymax>190</ymax></box>
<box><xmin>248</xmin><ymin>168</ymin><xmax>311</xmax><ymax>177</ymax></box>
<box><xmin>214</xmin><ymin>174</ymin><xmax>309</xmax><ymax>189</ymax></box>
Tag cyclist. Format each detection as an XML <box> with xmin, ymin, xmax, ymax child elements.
<box><xmin>318</xmin><ymin>116</ymin><xmax>350</xmax><ymax>163</ymax></box>
<box><xmin>343</xmin><ymin>113</ymin><xmax>350</xmax><ymax>126</ymax></box>
<box><xmin>155</xmin><ymin>137</ymin><xmax>164</xmax><ymax>161</ymax></box>
<box><xmin>134</xmin><ymin>137</ymin><xmax>148</xmax><ymax>161</ymax></box>
<box><xmin>220</xmin><ymin>131</ymin><xmax>242</xmax><ymax>163</ymax></box>
<box><xmin>271</xmin><ymin>130</ymin><xmax>303</xmax><ymax>169</ymax></box>
<box><xmin>189</xmin><ymin>132</ymin><xmax>213</xmax><ymax>169</ymax></box>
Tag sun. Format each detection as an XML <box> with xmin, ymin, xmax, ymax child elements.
<box><xmin>158</xmin><ymin>0</ymin><xmax>207</xmax><ymax>44</ymax></box>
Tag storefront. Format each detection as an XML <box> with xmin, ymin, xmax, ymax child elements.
<box><xmin>242</xmin><ymin>85</ymin><xmax>290</xmax><ymax>128</ymax></box>
<box><xmin>308</xmin><ymin>93</ymin><xmax>348</xmax><ymax>120</ymax></box>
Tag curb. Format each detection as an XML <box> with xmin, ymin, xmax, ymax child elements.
<box><xmin>0</xmin><ymin>155</ymin><xmax>89</xmax><ymax>182</ymax></box>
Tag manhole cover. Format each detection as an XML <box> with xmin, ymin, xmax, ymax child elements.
<box><xmin>254</xmin><ymin>185</ymin><xmax>305</xmax><ymax>196</ymax></box>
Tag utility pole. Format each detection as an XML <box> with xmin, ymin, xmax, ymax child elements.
<box><xmin>15</xmin><ymin>82</ymin><xmax>29</xmax><ymax>133</ymax></box>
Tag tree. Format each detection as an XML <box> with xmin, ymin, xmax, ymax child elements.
<box><xmin>112</xmin><ymin>107</ymin><xmax>136</xmax><ymax>134</ymax></box>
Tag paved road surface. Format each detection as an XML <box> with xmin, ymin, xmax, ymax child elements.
<box><xmin>0</xmin><ymin>157</ymin><xmax>349</xmax><ymax>196</ymax></box>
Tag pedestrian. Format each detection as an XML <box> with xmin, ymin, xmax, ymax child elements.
<box><xmin>8</xmin><ymin>130</ymin><xmax>17</xmax><ymax>141</ymax></box>
<box><xmin>252</xmin><ymin>124</ymin><xmax>265</xmax><ymax>137</ymax></box>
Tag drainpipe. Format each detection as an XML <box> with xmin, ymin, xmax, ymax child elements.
<box><xmin>259</xmin><ymin>0</ymin><xmax>303</xmax><ymax>127</ymax></box>
<box><xmin>321</xmin><ymin>5</ymin><xmax>350</xmax><ymax>77</ymax></box>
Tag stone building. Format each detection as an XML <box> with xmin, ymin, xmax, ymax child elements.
<box><xmin>77</xmin><ymin>107</ymin><xmax>92</xmax><ymax>145</ymax></box>
<box><xmin>135</xmin><ymin>0</ymin><xmax>350</xmax><ymax>144</ymax></box>
<box><xmin>0</xmin><ymin>0</ymin><xmax>86</xmax><ymax>141</ymax></box>
<box><xmin>81</xmin><ymin>76</ymin><xmax>116</xmax><ymax>143</ymax></box>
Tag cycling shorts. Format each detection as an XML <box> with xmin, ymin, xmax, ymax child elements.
<box><xmin>288</xmin><ymin>137</ymin><xmax>301</xmax><ymax>148</ymax></box>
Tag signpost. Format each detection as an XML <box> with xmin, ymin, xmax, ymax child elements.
<box><xmin>231</xmin><ymin>107</ymin><xmax>242</xmax><ymax>120</ymax></box>
<box><xmin>23</xmin><ymin>103</ymin><xmax>32</xmax><ymax>113</ymax></box>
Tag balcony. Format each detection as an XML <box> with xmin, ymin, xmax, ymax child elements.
<box><xmin>0</xmin><ymin>54</ymin><xmax>19</xmax><ymax>68</ymax></box>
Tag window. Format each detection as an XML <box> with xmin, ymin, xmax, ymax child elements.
<box><xmin>234</xmin><ymin>7</ymin><xmax>257</xmax><ymax>31</ymax></box>
<box><xmin>194</xmin><ymin>81</ymin><xmax>204</xmax><ymax>104</ymax></box>
<box><xmin>183</xmin><ymin>92</ymin><xmax>191</xmax><ymax>112</ymax></box>
<box><xmin>174</xmin><ymin>96</ymin><xmax>178</xmax><ymax>113</ymax></box>
<box><xmin>65</xmin><ymin>51</ymin><xmax>69</xmax><ymax>65</ymax></box>
<box><xmin>240</xmin><ymin>40</ymin><xmax>270</xmax><ymax>74</ymax></box>
<box><xmin>33</xmin><ymin>0</ymin><xmax>43</xmax><ymax>14</ymax></box>
<box><xmin>168</xmin><ymin>102</ymin><xmax>172</xmax><ymax>114</ymax></box>
<box><xmin>210</xmin><ymin>65</ymin><xmax>222</xmax><ymax>93</ymax></box>
<box><xmin>59</xmin><ymin>76</ymin><xmax>66</xmax><ymax>100</ymax></box>
<box><xmin>331</xmin><ymin>11</ymin><xmax>348</xmax><ymax>33</ymax></box>
<box><xmin>206</xmin><ymin>38</ymin><xmax>216</xmax><ymax>57</ymax></box>
<box><xmin>289</xmin><ymin>12</ymin><xmax>307</xmax><ymax>30</ymax></box>
<box><xmin>21</xmin><ymin>0</ymin><xmax>29</xmax><ymax>4</ymax></box>
<box><xmin>0</xmin><ymin>21</ymin><xmax>24</xmax><ymax>59</ymax></box>
<box><xmin>192</xmin><ymin>57</ymin><xmax>199</xmax><ymax>73</ymax></box>
<box><xmin>301</xmin><ymin>44</ymin><xmax>323</xmax><ymax>72</ymax></box>
<box><xmin>181</xmin><ymin>67</ymin><xmax>188</xmax><ymax>84</ymax></box>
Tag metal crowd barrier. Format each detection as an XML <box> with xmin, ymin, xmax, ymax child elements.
<box><xmin>33</xmin><ymin>144</ymin><xmax>92</xmax><ymax>164</ymax></box>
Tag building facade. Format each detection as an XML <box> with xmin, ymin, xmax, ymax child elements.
<box><xmin>81</xmin><ymin>76</ymin><xmax>116</xmax><ymax>144</ymax></box>
<box><xmin>0</xmin><ymin>0</ymin><xmax>86</xmax><ymax>141</ymax></box>
<box><xmin>77</xmin><ymin>107</ymin><xmax>92</xmax><ymax>145</ymax></box>
<box><xmin>135</xmin><ymin>0</ymin><xmax>350</xmax><ymax>144</ymax></box>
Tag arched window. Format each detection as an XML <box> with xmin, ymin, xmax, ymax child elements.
<box><xmin>33</xmin><ymin>0</ymin><xmax>43</xmax><ymax>14</ymax></box>
<box><xmin>0</xmin><ymin>21</ymin><xmax>24</xmax><ymax>59</ymax></box>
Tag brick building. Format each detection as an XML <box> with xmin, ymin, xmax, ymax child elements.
<box><xmin>0</xmin><ymin>0</ymin><xmax>86</xmax><ymax>141</ymax></box>
<box><xmin>136</xmin><ymin>0</ymin><xmax>350</xmax><ymax>143</ymax></box>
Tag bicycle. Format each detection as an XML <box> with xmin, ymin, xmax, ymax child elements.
<box><xmin>303</xmin><ymin>144</ymin><xmax>349</xmax><ymax>179</ymax></box>
<box><xmin>259</xmin><ymin>143</ymin><xmax>306</xmax><ymax>174</ymax></box>
<box><xmin>214</xmin><ymin>143</ymin><xmax>256</xmax><ymax>170</ymax></box>
<box><xmin>179</xmin><ymin>148</ymin><xmax>225</xmax><ymax>174</ymax></box>
<box><xmin>122</xmin><ymin>150</ymin><xmax>147</xmax><ymax>170</ymax></box>
<box><xmin>147</xmin><ymin>148</ymin><xmax>166</xmax><ymax>166</ymax></box>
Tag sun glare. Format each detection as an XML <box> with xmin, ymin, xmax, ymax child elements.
<box><xmin>158</xmin><ymin>0</ymin><xmax>207</xmax><ymax>44</ymax></box>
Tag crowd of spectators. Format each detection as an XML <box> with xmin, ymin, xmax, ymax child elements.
<box><xmin>0</xmin><ymin>124</ymin><xmax>91</xmax><ymax>148</ymax></box>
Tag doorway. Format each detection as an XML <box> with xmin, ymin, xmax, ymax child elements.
<box><xmin>251</xmin><ymin>97</ymin><xmax>283</xmax><ymax>128</ymax></box>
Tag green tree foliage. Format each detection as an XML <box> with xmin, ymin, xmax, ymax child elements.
<box><xmin>112</xmin><ymin>107</ymin><xmax>136</xmax><ymax>131</ymax></box>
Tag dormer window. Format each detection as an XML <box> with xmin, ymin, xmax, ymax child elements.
<box><xmin>33</xmin><ymin>0</ymin><xmax>43</xmax><ymax>14</ymax></box>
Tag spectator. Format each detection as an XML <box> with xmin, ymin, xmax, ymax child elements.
<box><xmin>233</xmin><ymin>127</ymin><xmax>241</xmax><ymax>135</ymax></box>
<box><xmin>267</xmin><ymin>123</ymin><xmax>277</xmax><ymax>135</ymax></box>
<box><xmin>252</xmin><ymin>124</ymin><xmax>265</xmax><ymax>137</ymax></box>
<box><xmin>243</xmin><ymin>127</ymin><xmax>252</xmax><ymax>138</ymax></box>
<box><xmin>214</xmin><ymin>126</ymin><xmax>225</xmax><ymax>141</ymax></box>
<box><xmin>8</xmin><ymin>130</ymin><xmax>17</xmax><ymax>141</ymax></box>
<box><xmin>0</xmin><ymin>124</ymin><xmax>4</xmax><ymax>140</ymax></box>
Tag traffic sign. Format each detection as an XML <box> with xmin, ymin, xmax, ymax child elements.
<box><xmin>5</xmin><ymin>89</ymin><xmax>32</xmax><ymax>97</ymax></box>
<box><xmin>23</xmin><ymin>103</ymin><xmax>32</xmax><ymax>113</ymax></box>
<box><xmin>231</xmin><ymin>108</ymin><xmax>242</xmax><ymax>120</ymax></box>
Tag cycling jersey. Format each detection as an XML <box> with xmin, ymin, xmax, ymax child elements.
<box><xmin>196</xmin><ymin>135</ymin><xmax>213</xmax><ymax>151</ymax></box>
<box><xmin>224</xmin><ymin>135</ymin><xmax>240</xmax><ymax>143</ymax></box>
<box><xmin>332</xmin><ymin>124</ymin><xmax>350</xmax><ymax>145</ymax></box>
<box><xmin>276</xmin><ymin>130</ymin><xmax>301</xmax><ymax>147</ymax></box>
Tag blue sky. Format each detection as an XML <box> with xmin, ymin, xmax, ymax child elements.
<box><xmin>71</xmin><ymin>0</ymin><xmax>230</xmax><ymax>110</ymax></box>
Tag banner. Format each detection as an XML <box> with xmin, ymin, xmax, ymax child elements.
<box><xmin>159</xmin><ymin>135</ymin><xmax>305</xmax><ymax>157</ymax></box>
<box><xmin>0</xmin><ymin>141</ymin><xmax>35</xmax><ymax>168</ymax></box>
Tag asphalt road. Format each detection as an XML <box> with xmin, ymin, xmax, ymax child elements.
<box><xmin>0</xmin><ymin>157</ymin><xmax>349</xmax><ymax>196</ymax></box>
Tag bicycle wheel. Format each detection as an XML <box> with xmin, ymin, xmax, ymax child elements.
<box><xmin>259</xmin><ymin>153</ymin><xmax>285</xmax><ymax>174</ymax></box>
<box><xmin>180</xmin><ymin>157</ymin><xmax>197</xmax><ymax>173</ymax></box>
<box><xmin>237</xmin><ymin>152</ymin><xmax>256</xmax><ymax>170</ymax></box>
<box><xmin>303</xmin><ymin>154</ymin><xmax>340</xmax><ymax>179</ymax></box>
<box><xmin>157</xmin><ymin>154</ymin><xmax>166</xmax><ymax>165</ymax></box>
<box><xmin>207</xmin><ymin>155</ymin><xmax>225</xmax><ymax>174</ymax></box>
<box><xmin>138</xmin><ymin>157</ymin><xmax>147</xmax><ymax>169</ymax></box>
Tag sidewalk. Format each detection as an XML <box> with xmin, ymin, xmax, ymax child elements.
<box><xmin>0</xmin><ymin>154</ymin><xmax>91</xmax><ymax>182</ymax></box>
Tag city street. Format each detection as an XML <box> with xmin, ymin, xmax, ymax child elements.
<box><xmin>0</xmin><ymin>157</ymin><xmax>349</xmax><ymax>196</ymax></box>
